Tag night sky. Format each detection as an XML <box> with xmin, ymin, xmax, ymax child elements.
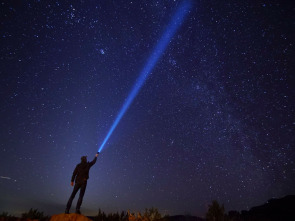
<box><xmin>0</xmin><ymin>0</ymin><xmax>294</xmax><ymax>218</ymax></box>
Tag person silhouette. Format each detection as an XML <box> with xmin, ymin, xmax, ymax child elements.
<box><xmin>65</xmin><ymin>152</ymin><xmax>99</xmax><ymax>214</ymax></box>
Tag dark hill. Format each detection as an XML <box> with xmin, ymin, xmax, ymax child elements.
<box><xmin>229</xmin><ymin>195</ymin><xmax>295</xmax><ymax>221</ymax></box>
<box><xmin>248</xmin><ymin>195</ymin><xmax>295</xmax><ymax>220</ymax></box>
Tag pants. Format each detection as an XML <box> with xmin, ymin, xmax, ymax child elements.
<box><xmin>66</xmin><ymin>181</ymin><xmax>87</xmax><ymax>211</ymax></box>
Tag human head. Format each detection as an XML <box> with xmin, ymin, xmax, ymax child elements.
<box><xmin>81</xmin><ymin>156</ymin><xmax>87</xmax><ymax>163</ymax></box>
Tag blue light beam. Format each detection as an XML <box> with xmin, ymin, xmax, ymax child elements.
<box><xmin>98</xmin><ymin>1</ymin><xmax>191</xmax><ymax>152</ymax></box>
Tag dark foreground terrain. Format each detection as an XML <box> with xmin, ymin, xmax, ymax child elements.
<box><xmin>1</xmin><ymin>195</ymin><xmax>295</xmax><ymax>221</ymax></box>
<box><xmin>162</xmin><ymin>195</ymin><xmax>295</xmax><ymax>221</ymax></box>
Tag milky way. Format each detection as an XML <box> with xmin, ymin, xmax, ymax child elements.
<box><xmin>0</xmin><ymin>0</ymin><xmax>294</xmax><ymax>217</ymax></box>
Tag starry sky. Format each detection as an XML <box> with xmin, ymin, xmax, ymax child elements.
<box><xmin>0</xmin><ymin>0</ymin><xmax>294</xmax><ymax>218</ymax></box>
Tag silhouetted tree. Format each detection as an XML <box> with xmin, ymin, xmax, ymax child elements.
<box><xmin>206</xmin><ymin>200</ymin><xmax>225</xmax><ymax>221</ymax></box>
<box><xmin>108</xmin><ymin>211</ymin><xmax>120</xmax><ymax>221</ymax></box>
<box><xmin>94</xmin><ymin>208</ymin><xmax>106</xmax><ymax>221</ymax></box>
<box><xmin>121</xmin><ymin>211</ymin><xmax>128</xmax><ymax>221</ymax></box>
<box><xmin>143</xmin><ymin>207</ymin><xmax>162</xmax><ymax>221</ymax></box>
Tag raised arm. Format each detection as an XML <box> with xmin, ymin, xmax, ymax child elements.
<box><xmin>89</xmin><ymin>152</ymin><xmax>99</xmax><ymax>167</ymax></box>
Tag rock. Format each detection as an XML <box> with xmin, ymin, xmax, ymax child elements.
<box><xmin>50</xmin><ymin>213</ymin><xmax>92</xmax><ymax>221</ymax></box>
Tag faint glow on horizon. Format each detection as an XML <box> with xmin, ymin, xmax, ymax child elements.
<box><xmin>98</xmin><ymin>0</ymin><xmax>192</xmax><ymax>153</ymax></box>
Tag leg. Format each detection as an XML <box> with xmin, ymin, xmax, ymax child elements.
<box><xmin>76</xmin><ymin>181</ymin><xmax>87</xmax><ymax>212</ymax></box>
<box><xmin>66</xmin><ymin>183</ymin><xmax>81</xmax><ymax>212</ymax></box>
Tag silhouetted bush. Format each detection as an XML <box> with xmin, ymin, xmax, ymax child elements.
<box><xmin>0</xmin><ymin>212</ymin><xmax>17</xmax><ymax>221</ymax></box>
<box><xmin>21</xmin><ymin>208</ymin><xmax>49</xmax><ymax>221</ymax></box>
<box><xmin>94</xmin><ymin>209</ymin><xmax>128</xmax><ymax>221</ymax></box>
<box><xmin>94</xmin><ymin>208</ymin><xmax>162</xmax><ymax>221</ymax></box>
<box><xmin>0</xmin><ymin>212</ymin><xmax>12</xmax><ymax>217</ymax></box>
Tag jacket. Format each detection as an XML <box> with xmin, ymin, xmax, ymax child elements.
<box><xmin>71</xmin><ymin>157</ymin><xmax>97</xmax><ymax>184</ymax></box>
